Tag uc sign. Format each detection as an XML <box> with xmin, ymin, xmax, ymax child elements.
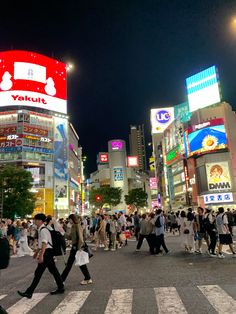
<box><xmin>156</xmin><ymin>110</ymin><xmax>171</xmax><ymax>124</ymax></box>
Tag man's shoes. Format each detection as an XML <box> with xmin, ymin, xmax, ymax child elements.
<box><xmin>17</xmin><ymin>290</ymin><xmax>32</xmax><ymax>299</ymax></box>
<box><xmin>80</xmin><ymin>279</ymin><xmax>93</xmax><ymax>285</ymax></box>
<box><xmin>50</xmin><ymin>288</ymin><xmax>65</xmax><ymax>295</ymax></box>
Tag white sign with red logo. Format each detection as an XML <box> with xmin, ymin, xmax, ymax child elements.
<box><xmin>0</xmin><ymin>51</ymin><xmax>67</xmax><ymax>114</ymax></box>
<box><xmin>99</xmin><ymin>153</ymin><xmax>109</xmax><ymax>163</ymax></box>
<box><xmin>128</xmin><ymin>156</ymin><xmax>138</xmax><ymax>167</ymax></box>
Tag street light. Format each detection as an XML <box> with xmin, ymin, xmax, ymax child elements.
<box><xmin>66</xmin><ymin>63</ymin><xmax>74</xmax><ymax>72</ymax></box>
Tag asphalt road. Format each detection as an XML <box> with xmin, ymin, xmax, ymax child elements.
<box><xmin>0</xmin><ymin>233</ymin><xmax>236</xmax><ymax>314</ymax></box>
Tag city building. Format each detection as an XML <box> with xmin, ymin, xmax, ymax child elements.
<box><xmin>90</xmin><ymin>139</ymin><xmax>151</xmax><ymax>213</ymax></box>
<box><xmin>129</xmin><ymin>125</ymin><xmax>147</xmax><ymax>171</ymax></box>
<box><xmin>0</xmin><ymin>50</ymin><xmax>81</xmax><ymax>217</ymax></box>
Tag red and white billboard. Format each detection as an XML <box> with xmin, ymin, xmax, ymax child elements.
<box><xmin>0</xmin><ymin>51</ymin><xmax>67</xmax><ymax>114</ymax></box>
<box><xmin>128</xmin><ymin>156</ymin><xmax>138</xmax><ymax>167</ymax></box>
<box><xmin>99</xmin><ymin>153</ymin><xmax>109</xmax><ymax>163</ymax></box>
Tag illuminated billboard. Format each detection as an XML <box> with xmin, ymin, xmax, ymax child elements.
<box><xmin>111</xmin><ymin>140</ymin><xmax>123</xmax><ymax>151</ymax></box>
<box><xmin>204</xmin><ymin>192</ymin><xmax>233</xmax><ymax>204</ymax></box>
<box><xmin>99</xmin><ymin>153</ymin><xmax>109</xmax><ymax>163</ymax></box>
<box><xmin>206</xmin><ymin>162</ymin><xmax>232</xmax><ymax>191</ymax></box>
<box><xmin>0</xmin><ymin>50</ymin><xmax>67</xmax><ymax>114</ymax></box>
<box><xmin>186</xmin><ymin>66</ymin><xmax>221</xmax><ymax>113</ymax></box>
<box><xmin>184</xmin><ymin>118</ymin><xmax>227</xmax><ymax>157</ymax></box>
<box><xmin>128</xmin><ymin>156</ymin><xmax>138</xmax><ymax>167</ymax></box>
<box><xmin>151</xmin><ymin>107</ymin><xmax>174</xmax><ymax>134</ymax></box>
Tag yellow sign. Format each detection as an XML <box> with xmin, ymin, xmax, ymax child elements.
<box><xmin>206</xmin><ymin>162</ymin><xmax>231</xmax><ymax>191</ymax></box>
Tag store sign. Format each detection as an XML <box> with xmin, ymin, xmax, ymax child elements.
<box><xmin>99</xmin><ymin>153</ymin><xmax>109</xmax><ymax>163</ymax></box>
<box><xmin>114</xmin><ymin>167</ymin><xmax>124</xmax><ymax>181</ymax></box>
<box><xmin>128</xmin><ymin>156</ymin><xmax>138</xmax><ymax>167</ymax></box>
<box><xmin>206</xmin><ymin>162</ymin><xmax>231</xmax><ymax>191</ymax></box>
<box><xmin>184</xmin><ymin>118</ymin><xmax>227</xmax><ymax>157</ymax></box>
<box><xmin>23</xmin><ymin>125</ymin><xmax>48</xmax><ymax>136</ymax></box>
<box><xmin>111</xmin><ymin>140</ymin><xmax>123</xmax><ymax>151</ymax></box>
<box><xmin>150</xmin><ymin>177</ymin><xmax>157</xmax><ymax>190</ymax></box>
<box><xmin>166</xmin><ymin>145</ymin><xmax>181</xmax><ymax>165</ymax></box>
<box><xmin>204</xmin><ymin>193</ymin><xmax>233</xmax><ymax>204</ymax></box>
<box><xmin>0</xmin><ymin>126</ymin><xmax>17</xmax><ymax>135</ymax></box>
<box><xmin>0</xmin><ymin>50</ymin><xmax>67</xmax><ymax>114</ymax></box>
<box><xmin>151</xmin><ymin>107</ymin><xmax>174</xmax><ymax>134</ymax></box>
<box><xmin>174</xmin><ymin>102</ymin><xmax>191</xmax><ymax>123</ymax></box>
<box><xmin>186</xmin><ymin>65</ymin><xmax>221</xmax><ymax>113</ymax></box>
<box><xmin>0</xmin><ymin>139</ymin><xmax>22</xmax><ymax>147</ymax></box>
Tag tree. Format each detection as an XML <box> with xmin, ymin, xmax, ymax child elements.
<box><xmin>125</xmin><ymin>188</ymin><xmax>148</xmax><ymax>210</ymax></box>
<box><xmin>0</xmin><ymin>165</ymin><xmax>36</xmax><ymax>218</ymax></box>
<box><xmin>89</xmin><ymin>186</ymin><xmax>122</xmax><ymax>209</ymax></box>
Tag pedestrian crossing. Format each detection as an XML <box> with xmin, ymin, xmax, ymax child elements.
<box><xmin>0</xmin><ymin>285</ymin><xmax>236</xmax><ymax>314</ymax></box>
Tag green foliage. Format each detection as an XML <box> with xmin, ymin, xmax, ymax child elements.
<box><xmin>0</xmin><ymin>165</ymin><xmax>36</xmax><ymax>218</ymax></box>
<box><xmin>125</xmin><ymin>188</ymin><xmax>148</xmax><ymax>209</ymax></box>
<box><xmin>89</xmin><ymin>186</ymin><xmax>122</xmax><ymax>207</ymax></box>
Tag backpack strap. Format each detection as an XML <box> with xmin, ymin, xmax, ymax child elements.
<box><xmin>40</xmin><ymin>226</ymin><xmax>53</xmax><ymax>247</ymax></box>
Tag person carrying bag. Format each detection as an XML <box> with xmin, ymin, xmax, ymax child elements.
<box><xmin>61</xmin><ymin>214</ymin><xmax>93</xmax><ymax>286</ymax></box>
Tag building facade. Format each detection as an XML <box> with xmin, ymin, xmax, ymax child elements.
<box><xmin>129</xmin><ymin>124</ymin><xmax>147</xmax><ymax>171</ymax></box>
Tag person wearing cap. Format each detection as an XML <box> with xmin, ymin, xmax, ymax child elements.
<box><xmin>17</xmin><ymin>213</ymin><xmax>64</xmax><ymax>299</ymax></box>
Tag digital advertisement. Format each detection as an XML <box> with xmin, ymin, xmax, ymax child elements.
<box><xmin>0</xmin><ymin>50</ymin><xmax>67</xmax><ymax>114</ymax></box>
<box><xmin>127</xmin><ymin>156</ymin><xmax>138</xmax><ymax>167</ymax></box>
<box><xmin>184</xmin><ymin>119</ymin><xmax>227</xmax><ymax>157</ymax></box>
<box><xmin>206</xmin><ymin>162</ymin><xmax>232</xmax><ymax>192</ymax></box>
<box><xmin>186</xmin><ymin>65</ymin><xmax>221</xmax><ymax>113</ymax></box>
<box><xmin>150</xmin><ymin>107</ymin><xmax>174</xmax><ymax>134</ymax></box>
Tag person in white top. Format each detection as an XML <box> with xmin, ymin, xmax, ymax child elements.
<box><xmin>17</xmin><ymin>213</ymin><xmax>64</xmax><ymax>299</ymax></box>
<box><xmin>216</xmin><ymin>207</ymin><xmax>236</xmax><ymax>258</ymax></box>
<box><xmin>17</xmin><ymin>222</ymin><xmax>33</xmax><ymax>257</ymax></box>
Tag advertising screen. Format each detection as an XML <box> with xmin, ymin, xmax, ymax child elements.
<box><xmin>111</xmin><ymin>140</ymin><xmax>123</xmax><ymax>151</ymax></box>
<box><xmin>127</xmin><ymin>156</ymin><xmax>138</xmax><ymax>167</ymax></box>
<box><xmin>174</xmin><ymin>102</ymin><xmax>191</xmax><ymax>123</ymax></box>
<box><xmin>0</xmin><ymin>50</ymin><xmax>67</xmax><ymax>114</ymax></box>
<box><xmin>54</xmin><ymin>117</ymin><xmax>68</xmax><ymax>207</ymax></box>
<box><xmin>113</xmin><ymin>167</ymin><xmax>124</xmax><ymax>181</ymax></box>
<box><xmin>206</xmin><ymin>162</ymin><xmax>231</xmax><ymax>191</ymax></box>
<box><xmin>150</xmin><ymin>177</ymin><xmax>157</xmax><ymax>190</ymax></box>
<box><xmin>151</xmin><ymin>107</ymin><xmax>174</xmax><ymax>134</ymax></box>
<box><xmin>184</xmin><ymin>118</ymin><xmax>227</xmax><ymax>157</ymax></box>
<box><xmin>186</xmin><ymin>66</ymin><xmax>221</xmax><ymax>112</ymax></box>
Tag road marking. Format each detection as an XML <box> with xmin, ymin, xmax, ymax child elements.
<box><xmin>51</xmin><ymin>291</ymin><xmax>91</xmax><ymax>314</ymax></box>
<box><xmin>198</xmin><ymin>285</ymin><xmax>236</xmax><ymax>314</ymax></box>
<box><xmin>105</xmin><ymin>289</ymin><xmax>133</xmax><ymax>314</ymax></box>
<box><xmin>7</xmin><ymin>293</ymin><xmax>48</xmax><ymax>314</ymax></box>
<box><xmin>0</xmin><ymin>295</ymin><xmax>7</xmax><ymax>301</ymax></box>
<box><xmin>154</xmin><ymin>287</ymin><xmax>188</xmax><ymax>313</ymax></box>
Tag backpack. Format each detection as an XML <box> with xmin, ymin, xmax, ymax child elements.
<box><xmin>0</xmin><ymin>237</ymin><xmax>10</xmax><ymax>269</ymax></box>
<box><xmin>105</xmin><ymin>222</ymin><xmax>110</xmax><ymax>233</ymax></box>
<box><xmin>155</xmin><ymin>216</ymin><xmax>161</xmax><ymax>228</ymax></box>
<box><xmin>41</xmin><ymin>227</ymin><xmax>66</xmax><ymax>256</ymax></box>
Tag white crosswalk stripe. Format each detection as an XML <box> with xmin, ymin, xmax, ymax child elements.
<box><xmin>51</xmin><ymin>291</ymin><xmax>91</xmax><ymax>314</ymax></box>
<box><xmin>1</xmin><ymin>285</ymin><xmax>236</xmax><ymax>313</ymax></box>
<box><xmin>105</xmin><ymin>289</ymin><xmax>133</xmax><ymax>314</ymax></box>
<box><xmin>0</xmin><ymin>295</ymin><xmax>7</xmax><ymax>301</ymax></box>
<box><xmin>7</xmin><ymin>293</ymin><xmax>48</xmax><ymax>314</ymax></box>
<box><xmin>198</xmin><ymin>285</ymin><xmax>236</xmax><ymax>314</ymax></box>
<box><xmin>154</xmin><ymin>287</ymin><xmax>188</xmax><ymax>314</ymax></box>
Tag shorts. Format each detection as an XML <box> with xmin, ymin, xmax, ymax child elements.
<box><xmin>196</xmin><ymin>233</ymin><xmax>208</xmax><ymax>241</ymax></box>
<box><xmin>219</xmin><ymin>234</ymin><xmax>233</xmax><ymax>245</ymax></box>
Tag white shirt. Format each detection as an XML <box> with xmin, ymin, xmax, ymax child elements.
<box><xmin>216</xmin><ymin>213</ymin><xmax>228</xmax><ymax>235</ymax></box>
<box><xmin>38</xmin><ymin>224</ymin><xmax>53</xmax><ymax>249</ymax></box>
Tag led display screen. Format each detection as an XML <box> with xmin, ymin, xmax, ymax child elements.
<box><xmin>184</xmin><ymin>118</ymin><xmax>227</xmax><ymax>157</ymax></box>
<box><xmin>0</xmin><ymin>50</ymin><xmax>67</xmax><ymax>114</ymax></box>
<box><xmin>127</xmin><ymin>156</ymin><xmax>138</xmax><ymax>167</ymax></box>
<box><xmin>206</xmin><ymin>162</ymin><xmax>232</xmax><ymax>191</ymax></box>
<box><xmin>186</xmin><ymin>66</ymin><xmax>221</xmax><ymax>113</ymax></box>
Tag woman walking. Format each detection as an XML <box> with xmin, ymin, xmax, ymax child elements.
<box><xmin>17</xmin><ymin>222</ymin><xmax>33</xmax><ymax>257</ymax></box>
<box><xmin>61</xmin><ymin>214</ymin><xmax>93</xmax><ymax>285</ymax></box>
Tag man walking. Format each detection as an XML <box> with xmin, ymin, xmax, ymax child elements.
<box><xmin>17</xmin><ymin>213</ymin><xmax>64</xmax><ymax>299</ymax></box>
<box><xmin>155</xmin><ymin>209</ymin><xmax>169</xmax><ymax>255</ymax></box>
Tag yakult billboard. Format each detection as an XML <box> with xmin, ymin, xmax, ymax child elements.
<box><xmin>0</xmin><ymin>50</ymin><xmax>67</xmax><ymax>114</ymax></box>
<box><xmin>151</xmin><ymin>107</ymin><xmax>174</xmax><ymax>134</ymax></box>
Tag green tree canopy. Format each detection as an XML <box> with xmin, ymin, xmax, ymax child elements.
<box><xmin>125</xmin><ymin>188</ymin><xmax>148</xmax><ymax>210</ymax></box>
<box><xmin>89</xmin><ymin>186</ymin><xmax>122</xmax><ymax>208</ymax></box>
<box><xmin>0</xmin><ymin>165</ymin><xmax>36</xmax><ymax>219</ymax></box>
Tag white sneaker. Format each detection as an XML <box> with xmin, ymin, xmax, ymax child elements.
<box><xmin>218</xmin><ymin>253</ymin><xmax>225</xmax><ymax>259</ymax></box>
<box><xmin>104</xmin><ymin>248</ymin><xmax>109</xmax><ymax>251</ymax></box>
<box><xmin>110</xmin><ymin>248</ymin><xmax>116</xmax><ymax>251</ymax></box>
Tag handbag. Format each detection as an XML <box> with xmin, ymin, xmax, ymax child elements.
<box><xmin>183</xmin><ymin>229</ymin><xmax>190</xmax><ymax>234</ymax></box>
<box><xmin>82</xmin><ymin>242</ymin><xmax>93</xmax><ymax>259</ymax></box>
<box><xmin>75</xmin><ymin>250</ymin><xmax>89</xmax><ymax>266</ymax></box>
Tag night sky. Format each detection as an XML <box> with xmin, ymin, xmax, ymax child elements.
<box><xmin>1</xmin><ymin>0</ymin><xmax>236</xmax><ymax>176</ymax></box>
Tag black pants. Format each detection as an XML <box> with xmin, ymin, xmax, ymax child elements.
<box><xmin>26</xmin><ymin>249</ymin><xmax>63</xmax><ymax>294</ymax></box>
<box><xmin>61</xmin><ymin>248</ymin><xmax>91</xmax><ymax>281</ymax></box>
<box><xmin>136</xmin><ymin>234</ymin><xmax>154</xmax><ymax>253</ymax></box>
<box><xmin>207</xmin><ymin>230</ymin><xmax>217</xmax><ymax>254</ymax></box>
<box><xmin>155</xmin><ymin>234</ymin><xmax>168</xmax><ymax>254</ymax></box>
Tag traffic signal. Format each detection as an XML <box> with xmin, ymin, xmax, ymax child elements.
<box><xmin>95</xmin><ymin>195</ymin><xmax>102</xmax><ymax>202</ymax></box>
